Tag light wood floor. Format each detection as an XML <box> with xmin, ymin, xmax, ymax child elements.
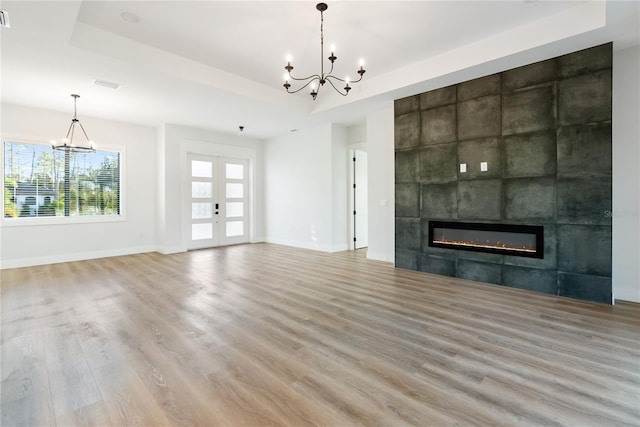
<box><xmin>1</xmin><ymin>243</ymin><xmax>639</xmax><ymax>426</ymax></box>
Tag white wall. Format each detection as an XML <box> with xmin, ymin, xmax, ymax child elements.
<box><xmin>264</xmin><ymin>123</ymin><xmax>349</xmax><ymax>252</ymax></box>
<box><xmin>0</xmin><ymin>103</ymin><xmax>157</xmax><ymax>268</ymax></box>
<box><xmin>612</xmin><ymin>45</ymin><xmax>640</xmax><ymax>303</ymax></box>
<box><xmin>158</xmin><ymin>124</ymin><xmax>264</xmax><ymax>253</ymax></box>
<box><xmin>331</xmin><ymin>124</ymin><xmax>349</xmax><ymax>250</ymax></box>
<box><xmin>365</xmin><ymin>104</ymin><xmax>395</xmax><ymax>263</ymax></box>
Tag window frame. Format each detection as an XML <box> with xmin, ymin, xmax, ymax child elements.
<box><xmin>1</xmin><ymin>137</ymin><xmax>126</xmax><ymax>227</ymax></box>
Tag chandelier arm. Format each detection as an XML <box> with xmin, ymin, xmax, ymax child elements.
<box><xmin>325</xmin><ymin>60</ymin><xmax>335</xmax><ymax>79</ymax></box>
<box><xmin>325</xmin><ymin>72</ymin><xmax>364</xmax><ymax>84</ymax></box>
<box><xmin>287</xmin><ymin>73</ymin><xmax>322</xmax><ymax>82</ymax></box>
<box><xmin>70</xmin><ymin>121</ymin><xmax>76</xmax><ymax>145</ymax></box>
<box><xmin>286</xmin><ymin>77</ymin><xmax>321</xmax><ymax>94</ymax></box>
<box><xmin>64</xmin><ymin>120</ymin><xmax>75</xmax><ymax>140</ymax></box>
<box><xmin>325</xmin><ymin>78</ymin><xmax>348</xmax><ymax>96</ymax></box>
<box><xmin>76</xmin><ymin>120</ymin><xmax>91</xmax><ymax>142</ymax></box>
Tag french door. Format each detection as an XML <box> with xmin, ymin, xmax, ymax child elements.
<box><xmin>187</xmin><ymin>154</ymin><xmax>249</xmax><ymax>250</ymax></box>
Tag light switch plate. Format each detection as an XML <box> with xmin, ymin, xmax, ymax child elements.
<box><xmin>460</xmin><ymin>163</ymin><xmax>467</xmax><ymax>173</ymax></box>
<box><xmin>480</xmin><ymin>161</ymin><xmax>488</xmax><ymax>172</ymax></box>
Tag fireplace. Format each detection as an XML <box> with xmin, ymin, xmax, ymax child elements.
<box><xmin>428</xmin><ymin>221</ymin><xmax>544</xmax><ymax>258</ymax></box>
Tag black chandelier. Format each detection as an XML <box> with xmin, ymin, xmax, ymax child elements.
<box><xmin>51</xmin><ymin>94</ymin><xmax>96</xmax><ymax>153</ymax></box>
<box><xmin>283</xmin><ymin>2</ymin><xmax>365</xmax><ymax>100</ymax></box>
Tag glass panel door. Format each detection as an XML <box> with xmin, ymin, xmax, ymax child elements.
<box><xmin>186</xmin><ymin>155</ymin><xmax>250</xmax><ymax>250</ymax></box>
<box><xmin>187</xmin><ymin>154</ymin><xmax>219</xmax><ymax>249</ymax></box>
<box><xmin>219</xmin><ymin>158</ymin><xmax>250</xmax><ymax>246</ymax></box>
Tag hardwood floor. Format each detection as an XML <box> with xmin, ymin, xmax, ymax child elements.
<box><xmin>1</xmin><ymin>243</ymin><xmax>639</xmax><ymax>426</ymax></box>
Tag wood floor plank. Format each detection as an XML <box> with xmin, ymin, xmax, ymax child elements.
<box><xmin>1</xmin><ymin>243</ymin><xmax>639</xmax><ymax>426</ymax></box>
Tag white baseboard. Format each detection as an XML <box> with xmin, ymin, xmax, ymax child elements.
<box><xmin>0</xmin><ymin>245</ymin><xmax>158</xmax><ymax>269</ymax></box>
<box><xmin>264</xmin><ymin>237</ymin><xmax>346</xmax><ymax>253</ymax></box>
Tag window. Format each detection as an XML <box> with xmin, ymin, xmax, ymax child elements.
<box><xmin>3</xmin><ymin>141</ymin><xmax>121</xmax><ymax>219</ymax></box>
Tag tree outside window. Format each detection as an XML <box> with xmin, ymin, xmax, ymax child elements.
<box><xmin>3</xmin><ymin>141</ymin><xmax>121</xmax><ymax>219</ymax></box>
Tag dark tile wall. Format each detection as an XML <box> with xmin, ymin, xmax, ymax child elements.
<box><xmin>394</xmin><ymin>43</ymin><xmax>612</xmax><ymax>304</ymax></box>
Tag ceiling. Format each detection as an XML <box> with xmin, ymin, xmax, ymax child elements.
<box><xmin>1</xmin><ymin>1</ymin><xmax>638</xmax><ymax>140</ymax></box>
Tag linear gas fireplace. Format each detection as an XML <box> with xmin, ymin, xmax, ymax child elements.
<box><xmin>428</xmin><ymin>221</ymin><xmax>544</xmax><ymax>259</ymax></box>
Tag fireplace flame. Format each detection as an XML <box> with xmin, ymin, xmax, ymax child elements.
<box><xmin>433</xmin><ymin>239</ymin><xmax>536</xmax><ymax>253</ymax></box>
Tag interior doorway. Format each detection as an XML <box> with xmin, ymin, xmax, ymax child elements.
<box><xmin>187</xmin><ymin>153</ymin><xmax>250</xmax><ymax>250</ymax></box>
<box><xmin>350</xmin><ymin>148</ymin><xmax>368</xmax><ymax>250</ymax></box>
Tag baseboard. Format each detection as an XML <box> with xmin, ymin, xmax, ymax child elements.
<box><xmin>366</xmin><ymin>250</ymin><xmax>394</xmax><ymax>263</ymax></box>
<box><xmin>264</xmin><ymin>237</ymin><xmax>344</xmax><ymax>253</ymax></box>
<box><xmin>157</xmin><ymin>245</ymin><xmax>187</xmax><ymax>255</ymax></box>
<box><xmin>0</xmin><ymin>245</ymin><xmax>158</xmax><ymax>269</ymax></box>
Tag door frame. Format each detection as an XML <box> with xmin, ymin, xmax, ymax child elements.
<box><xmin>348</xmin><ymin>143</ymin><xmax>368</xmax><ymax>250</ymax></box>
<box><xmin>180</xmin><ymin>139</ymin><xmax>258</xmax><ymax>251</ymax></box>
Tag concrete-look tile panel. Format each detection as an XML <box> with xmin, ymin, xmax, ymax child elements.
<box><xmin>420</xmin><ymin>105</ymin><xmax>456</xmax><ymax>146</ymax></box>
<box><xmin>558</xmin><ymin>70</ymin><xmax>612</xmax><ymax>126</ymax></box>
<box><xmin>457</xmin><ymin>248</ymin><xmax>503</xmax><ymax>264</ymax></box>
<box><xmin>420</xmin><ymin>85</ymin><xmax>456</xmax><ymax>109</ymax></box>
<box><xmin>504</xmin><ymin>224</ymin><xmax>558</xmax><ymax>270</ymax></box>
<box><xmin>503</xmin><ymin>131</ymin><xmax>557</xmax><ymax>178</ymax></box>
<box><xmin>458</xmin><ymin>180</ymin><xmax>502</xmax><ymax>220</ymax></box>
<box><xmin>395</xmin><ymin>95</ymin><xmax>419</xmax><ymax>116</ymax></box>
<box><xmin>421</xmin><ymin>183</ymin><xmax>457</xmax><ymax>219</ymax></box>
<box><xmin>502</xmin><ymin>85</ymin><xmax>555</xmax><ymax>136</ymax></box>
<box><xmin>502</xmin><ymin>266</ymin><xmax>558</xmax><ymax>295</ymax></box>
<box><xmin>395</xmin><ymin>150</ymin><xmax>419</xmax><ymax>183</ymax></box>
<box><xmin>395</xmin><ymin>183</ymin><xmax>420</xmax><ymax>218</ymax></box>
<box><xmin>419</xmin><ymin>255</ymin><xmax>457</xmax><ymax>277</ymax></box>
<box><xmin>557</xmin><ymin>177</ymin><xmax>611</xmax><ymax>225</ymax></box>
<box><xmin>558</xmin><ymin>43</ymin><xmax>612</xmax><ymax>79</ymax></box>
<box><xmin>394</xmin><ymin>112</ymin><xmax>420</xmax><ymax>149</ymax></box>
<box><xmin>458</xmin><ymin>95</ymin><xmax>501</xmax><ymax>140</ymax></box>
<box><xmin>419</xmin><ymin>143</ymin><xmax>457</xmax><ymax>184</ymax></box>
<box><xmin>558</xmin><ymin>272</ymin><xmax>612</xmax><ymax>304</ymax></box>
<box><xmin>558</xmin><ymin>224</ymin><xmax>611</xmax><ymax>276</ymax></box>
<box><xmin>458</xmin><ymin>75</ymin><xmax>501</xmax><ymax>101</ymax></box>
<box><xmin>456</xmin><ymin>259</ymin><xmax>502</xmax><ymax>285</ymax></box>
<box><xmin>504</xmin><ymin>178</ymin><xmax>556</xmax><ymax>221</ymax></box>
<box><xmin>502</xmin><ymin>59</ymin><xmax>558</xmax><ymax>91</ymax></box>
<box><xmin>395</xmin><ymin>218</ymin><xmax>421</xmax><ymax>251</ymax></box>
<box><xmin>457</xmin><ymin>137</ymin><xmax>501</xmax><ymax>180</ymax></box>
<box><xmin>557</xmin><ymin>123</ymin><xmax>611</xmax><ymax>177</ymax></box>
<box><xmin>395</xmin><ymin>251</ymin><xmax>419</xmax><ymax>270</ymax></box>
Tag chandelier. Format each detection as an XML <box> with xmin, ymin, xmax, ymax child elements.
<box><xmin>51</xmin><ymin>94</ymin><xmax>96</xmax><ymax>153</ymax></box>
<box><xmin>283</xmin><ymin>2</ymin><xmax>365</xmax><ymax>100</ymax></box>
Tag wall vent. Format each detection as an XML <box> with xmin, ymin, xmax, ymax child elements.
<box><xmin>0</xmin><ymin>10</ymin><xmax>10</xmax><ymax>28</ymax></box>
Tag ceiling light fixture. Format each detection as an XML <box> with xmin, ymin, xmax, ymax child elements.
<box><xmin>51</xmin><ymin>94</ymin><xmax>96</xmax><ymax>153</ymax></box>
<box><xmin>92</xmin><ymin>79</ymin><xmax>121</xmax><ymax>90</ymax></box>
<box><xmin>283</xmin><ymin>2</ymin><xmax>365</xmax><ymax>100</ymax></box>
